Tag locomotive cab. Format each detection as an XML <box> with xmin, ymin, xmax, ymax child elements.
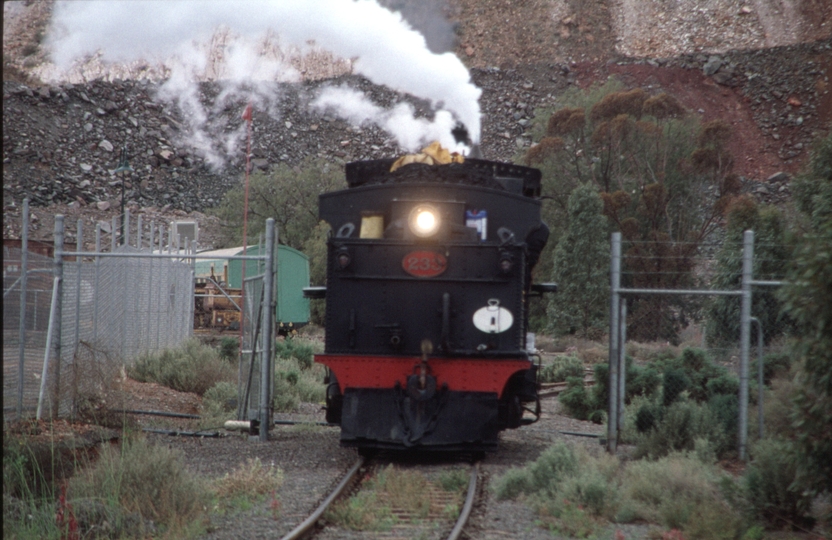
<box><xmin>313</xmin><ymin>150</ymin><xmax>550</xmax><ymax>451</ymax></box>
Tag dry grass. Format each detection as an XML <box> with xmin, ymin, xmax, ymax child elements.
<box><xmin>212</xmin><ymin>457</ymin><xmax>284</xmax><ymax>499</ymax></box>
<box><xmin>69</xmin><ymin>435</ymin><xmax>208</xmax><ymax>537</ymax></box>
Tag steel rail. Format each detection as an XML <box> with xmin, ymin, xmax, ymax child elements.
<box><xmin>279</xmin><ymin>456</ymin><xmax>365</xmax><ymax>540</ymax></box>
<box><xmin>447</xmin><ymin>463</ymin><xmax>479</xmax><ymax>540</ymax></box>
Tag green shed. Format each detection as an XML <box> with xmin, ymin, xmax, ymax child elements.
<box><xmin>194</xmin><ymin>244</ymin><xmax>310</xmax><ymax>327</ymax></box>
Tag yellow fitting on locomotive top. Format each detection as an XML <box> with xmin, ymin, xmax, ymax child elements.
<box><xmin>390</xmin><ymin>141</ymin><xmax>465</xmax><ymax>172</ymax></box>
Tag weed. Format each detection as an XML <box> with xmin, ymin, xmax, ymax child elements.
<box><xmin>438</xmin><ymin>468</ymin><xmax>469</xmax><ymax>493</ymax></box>
<box><xmin>538</xmin><ymin>498</ymin><xmax>600</xmax><ymax>538</ymax></box>
<box><xmin>325</xmin><ymin>465</ymin><xmax>441</xmax><ymax>531</ymax></box>
<box><xmin>442</xmin><ymin>502</ymin><xmax>460</xmax><ymax>519</ymax></box>
<box><xmin>374</xmin><ymin>465</ymin><xmax>432</xmax><ymax>518</ymax></box>
<box><xmin>325</xmin><ymin>490</ymin><xmax>394</xmax><ymax>531</ymax></box>
<box><xmin>212</xmin><ymin>458</ymin><xmax>283</xmax><ymax>505</ymax></box>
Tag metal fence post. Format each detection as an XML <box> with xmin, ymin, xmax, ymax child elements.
<box><xmin>137</xmin><ymin>214</ymin><xmax>142</xmax><ymax>249</ymax></box>
<box><xmin>16</xmin><ymin>199</ymin><xmax>30</xmax><ymax>419</ymax></box>
<box><xmin>607</xmin><ymin>232</ymin><xmax>622</xmax><ymax>452</ymax></box>
<box><xmin>618</xmin><ymin>300</ymin><xmax>627</xmax><ymax>436</ymax></box>
<box><xmin>739</xmin><ymin>230</ymin><xmax>754</xmax><ymax>460</ymax></box>
<box><xmin>148</xmin><ymin>221</ymin><xmax>155</xmax><ymax>351</ymax></box>
<box><xmin>74</xmin><ymin>219</ymin><xmax>83</xmax><ymax>354</ymax></box>
<box><xmin>111</xmin><ymin>216</ymin><xmax>118</xmax><ymax>251</ymax></box>
<box><xmin>93</xmin><ymin>223</ymin><xmax>101</xmax><ymax>342</ymax></box>
<box><xmin>50</xmin><ymin>216</ymin><xmax>65</xmax><ymax>419</ymax></box>
<box><xmin>124</xmin><ymin>208</ymin><xmax>130</xmax><ymax>248</ymax></box>
<box><xmin>157</xmin><ymin>225</ymin><xmax>164</xmax><ymax>350</ymax></box>
<box><xmin>259</xmin><ymin>219</ymin><xmax>276</xmax><ymax>442</ymax></box>
<box><xmin>751</xmin><ymin>317</ymin><xmax>764</xmax><ymax>439</ymax></box>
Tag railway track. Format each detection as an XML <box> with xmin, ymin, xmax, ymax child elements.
<box><xmin>280</xmin><ymin>455</ymin><xmax>479</xmax><ymax>540</ymax></box>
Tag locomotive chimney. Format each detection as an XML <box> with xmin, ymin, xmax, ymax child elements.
<box><xmin>451</xmin><ymin>122</ymin><xmax>481</xmax><ymax>158</ymax></box>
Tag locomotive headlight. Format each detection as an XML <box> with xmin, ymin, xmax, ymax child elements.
<box><xmin>408</xmin><ymin>204</ymin><xmax>441</xmax><ymax>238</ymax></box>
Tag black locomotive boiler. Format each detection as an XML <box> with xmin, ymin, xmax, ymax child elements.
<box><xmin>308</xmin><ymin>146</ymin><xmax>554</xmax><ymax>452</ymax></box>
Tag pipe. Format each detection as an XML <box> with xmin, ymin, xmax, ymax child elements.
<box><xmin>36</xmin><ymin>276</ymin><xmax>61</xmax><ymax>420</ymax></box>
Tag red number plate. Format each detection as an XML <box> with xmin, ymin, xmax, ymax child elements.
<box><xmin>402</xmin><ymin>251</ymin><xmax>447</xmax><ymax>278</ymax></box>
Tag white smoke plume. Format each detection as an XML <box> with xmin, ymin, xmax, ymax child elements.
<box><xmin>45</xmin><ymin>0</ymin><xmax>481</xmax><ymax>166</ymax></box>
<box><xmin>313</xmin><ymin>86</ymin><xmax>462</xmax><ymax>153</ymax></box>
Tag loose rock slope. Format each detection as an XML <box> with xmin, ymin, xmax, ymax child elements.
<box><xmin>3</xmin><ymin>0</ymin><xmax>831</xmax><ymax>248</ymax></box>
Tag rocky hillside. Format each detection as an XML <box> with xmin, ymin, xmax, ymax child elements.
<box><xmin>3</xmin><ymin>0</ymin><xmax>831</xmax><ymax>248</ymax></box>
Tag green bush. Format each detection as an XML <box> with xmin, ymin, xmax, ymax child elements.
<box><xmin>559</xmin><ymin>376</ymin><xmax>597</xmax><ymax>422</ymax></box>
<box><xmin>539</xmin><ymin>355</ymin><xmax>584</xmax><ymax>383</ymax></box>
<box><xmin>219</xmin><ymin>337</ymin><xmax>239</xmax><ymax>362</ymax></box>
<box><xmin>706</xmin><ymin>373</ymin><xmax>739</xmax><ymax>397</ymax></box>
<box><xmin>744</xmin><ymin>438</ymin><xmax>814</xmax><ymax>528</ymax></box>
<box><xmin>494</xmin><ymin>442</ymin><xmax>579</xmax><ymax>500</ymax></box>
<box><xmin>626</xmin><ymin>362</ymin><xmax>662</xmax><ymax>401</ymax></box>
<box><xmin>635</xmin><ymin>401</ymin><xmax>660</xmax><ymax>433</ymax></box>
<box><xmin>635</xmin><ymin>400</ymin><xmax>728</xmax><ymax>459</ymax></box>
<box><xmin>273</xmin><ymin>356</ymin><xmax>326</xmax><ymax>412</ymax></box>
<box><xmin>750</xmin><ymin>352</ymin><xmax>791</xmax><ymax>387</ymax></box>
<box><xmin>128</xmin><ymin>339</ymin><xmax>235</xmax><ymax>395</ymax></box>
<box><xmin>662</xmin><ymin>367</ymin><xmax>691</xmax><ymax>406</ymax></box>
<box><xmin>201</xmin><ymin>381</ymin><xmax>238</xmax><ymax>425</ymax></box>
<box><xmin>274</xmin><ymin>338</ymin><xmax>317</xmax><ymax>370</ymax></box>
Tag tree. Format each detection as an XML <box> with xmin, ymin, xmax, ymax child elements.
<box><xmin>548</xmin><ymin>183</ymin><xmax>609</xmax><ymax>338</ymax></box>
<box><xmin>779</xmin><ymin>130</ymin><xmax>832</xmax><ymax>496</ymax></box>
<box><xmin>210</xmin><ymin>158</ymin><xmax>344</xmax><ymax>325</ymax></box>
<box><xmin>705</xmin><ymin>197</ymin><xmax>792</xmax><ymax>347</ymax></box>
<box><xmin>211</xmin><ymin>158</ymin><xmax>344</xmax><ymax>252</ymax></box>
<box><xmin>520</xmin><ymin>79</ymin><xmax>739</xmax><ymax>341</ymax></box>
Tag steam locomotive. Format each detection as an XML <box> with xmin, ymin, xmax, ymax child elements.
<box><xmin>307</xmin><ymin>144</ymin><xmax>554</xmax><ymax>452</ymax></box>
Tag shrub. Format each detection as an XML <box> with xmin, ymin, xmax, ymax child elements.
<box><xmin>128</xmin><ymin>339</ymin><xmax>235</xmax><ymax>395</ymax></box>
<box><xmin>662</xmin><ymin>367</ymin><xmax>691</xmax><ymax>406</ymax></box>
<box><xmin>274</xmin><ymin>337</ymin><xmax>317</xmax><ymax>370</ymax></box>
<box><xmin>219</xmin><ymin>337</ymin><xmax>239</xmax><ymax>362</ymax></box>
<box><xmin>201</xmin><ymin>381</ymin><xmax>238</xmax><ymax>426</ymax></box>
<box><xmin>743</xmin><ymin>438</ymin><xmax>814</xmax><ymax>528</ymax></box>
<box><xmin>494</xmin><ymin>442</ymin><xmax>580</xmax><ymax>500</ymax></box>
<box><xmin>750</xmin><ymin>352</ymin><xmax>791</xmax><ymax>387</ymax></box>
<box><xmin>635</xmin><ymin>400</ymin><xmax>728</xmax><ymax>459</ymax></box>
<box><xmin>705</xmin><ymin>373</ymin><xmax>739</xmax><ymax>398</ymax></box>
<box><xmin>273</xmin><ymin>355</ymin><xmax>326</xmax><ymax>412</ymax></box>
<box><xmin>627</xmin><ymin>362</ymin><xmax>662</xmax><ymax>401</ymax></box>
<box><xmin>539</xmin><ymin>355</ymin><xmax>584</xmax><ymax>383</ymax></box>
<box><xmin>559</xmin><ymin>376</ymin><xmax>597</xmax><ymax>421</ymax></box>
<box><xmin>635</xmin><ymin>401</ymin><xmax>661</xmax><ymax>433</ymax></box>
<box><xmin>69</xmin><ymin>436</ymin><xmax>207</xmax><ymax>536</ymax></box>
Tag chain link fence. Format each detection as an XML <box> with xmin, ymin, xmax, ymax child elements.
<box><xmin>3</xmin><ymin>205</ymin><xmax>194</xmax><ymax>421</ymax></box>
<box><xmin>607</xmin><ymin>231</ymin><xmax>790</xmax><ymax>459</ymax></box>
